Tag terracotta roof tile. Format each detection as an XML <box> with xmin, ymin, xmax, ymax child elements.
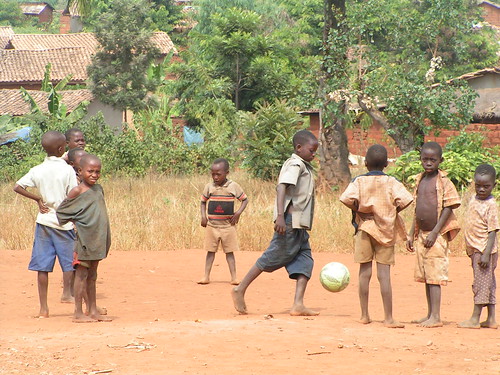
<box><xmin>8</xmin><ymin>33</ymin><xmax>98</xmax><ymax>53</ymax></box>
<box><xmin>0</xmin><ymin>88</ymin><xmax>93</xmax><ymax>116</ymax></box>
<box><xmin>0</xmin><ymin>26</ymin><xmax>15</xmax><ymax>37</ymax></box>
<box><xmin>8</xmin><ymin>32</ymin><xmax>177</xmax><ymax>55</ymax></box>
<box><xmin>0</xmin><ymin>48</ymin><xmax>91</xmax><ymax>84</ymax></box>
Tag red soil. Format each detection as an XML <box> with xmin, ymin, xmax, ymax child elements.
<box><xmin>1</xmin><ymin>249</ymin><xmax>498</xmax><ymax>374</ymax></box>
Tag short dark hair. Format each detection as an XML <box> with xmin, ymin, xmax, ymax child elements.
<box><xmin>65</xmin><ymin>128</ymin><xmax>83</xmax><ymax>141</ymax></box>
<box><xmin>293</xmin><ymin>130</ymin><xmax>317</xmax><ymax>148</ymax></box>
<box><xmin>67</xmin><ymin>147</ymin><xmax>86</xmax><ymax>163</ymax></box>
<box><xmin>80</xmin><ymin>154</ymin><xmax>101</xmax><ymax>168</ymax></box>
<box><xmin>421</xmin><ymin>141</ymin><xmax>442</xmax><ymax>157</ymax></box>
<box><xmin>212</xmin><ymin>158</ymin><xmax>229</xmax><ymax>171</ymax></box>
<box><xmin>475</xmin><ymin>163</ymin><xmax>497</xmax><ymax>181</ymax></box>
<box><xmin>365</xmin><ymin>144</ymin><xmax>388</xmax><ymax>169</ymax></box>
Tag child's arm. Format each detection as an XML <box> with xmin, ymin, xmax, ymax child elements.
<box><xmin>13</xmin><ymin>184</ymin><xmax>49</xmax><ymax>214</ymax></box>
<box><xmin>423</xmin><ymin>205</ymin><xmax>459</xmax><ymax>248</ymax></box>
<box><xmin>480</xmin><ymin>230</ymin><xmax>498</xmax><ymax>268</ymax></box>
<box><xmin>200</xmin><ymin>201</ymin><xmax>208</xmax><ymax>227</ymax></box>
<box><xmin>406</xmin><ymin>221</ymin><xmax>415</xmax><ymax>252</ymax></box>
<box><xmin>230</xmin><ymin>198</ymin><xmax>248</xmax><ymax>225</ymax></box>
<box><xmin>274</xmin><ymin>183</ymin><xmax>287</xmax><ymax>235</ymax></box>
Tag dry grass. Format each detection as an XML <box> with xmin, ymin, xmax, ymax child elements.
<box><xmin>0</xmin><ymin>171</ymin><xmax>480</xmax><ymax>255</ymax></box>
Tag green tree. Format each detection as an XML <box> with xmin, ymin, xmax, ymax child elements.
<box><xmin>87</xmin><ymin>0</ymin><xmax>160</xmax><ymax>114</ymax></box>
<box><xmin>0</xmin><ymin>0</ymin><xmax>29</xmax><ymax>26</ymax></box>
<box><xmin>349</xmin><ymin>0</ymin><xmax>496</xmax><ymax>153</ymax></box>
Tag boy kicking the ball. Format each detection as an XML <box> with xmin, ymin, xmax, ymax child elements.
<box><xmin>340</xmin><ymin>145</ymin><xmax>413</xmax><ymax>328</ymax></box>
<box><xmin>232</xmin><ymin>130</ymin><xmax>319</xmax><ymax>316</ymax></box>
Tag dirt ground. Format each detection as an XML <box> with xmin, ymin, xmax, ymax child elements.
<box><xmin>1</xmin><ymin>249</ymin><xmax>499</xmax><ymax>375</ymax></box>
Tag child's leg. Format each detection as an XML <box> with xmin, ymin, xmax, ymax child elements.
<box><xmin>418</xmin><ymin>284</ymin><xmax>443</xmax><ymax>327</ymax></box>
<box><xmin>87</xmin><ymin>260</ymin><xmax>112</xmax><ymax>322</ymax></box>
<box><xmin>37</xmin><ymin>271</ymin><xmax>49</xmax><ymax>318</ymax></box>
<box><xmin>290</xmin><ymin>275</ymin><xmax>319</xmax><ymax>316</ymax></box>
<box><xmin>61</xmin><ymin>271</ymin><xmax>75</xmax><ymax>303</ymax></box>
<box><xmin>225</xmin><ymin>252</ymin><xmax>239</xmax><ymax>285</ymax></box>
<box><xmin>231</xmin><ymin>264</ymin><xmax>262</xmax><ymax>314</ymax></box>
<box><xmin>358</xmin><ymin>262</ymin><xmax>372</xmax><ymax>324</ymax></box>
<box><xmin>377</xmin><ymin>263</ymin><xmax>404</xmax><ymax>328</ymax></box>
<box><xmin>458</xmin><ymin>304</ymin><xmax>483</xmax><ymax>329</ymax></box>
<box><xmin>198</xmin><ymin>252</ymin><xmax>215</xmax><ymax>284</ymax></box>
<box><xmin>480</xmin><ymin>304</ymin><xmax>497</xmax><ymax>328</ymax></box>
<box><xmin>73</xmin><ymin>265</ymin><xmax>95</xmax><ymax>323</ymax></box>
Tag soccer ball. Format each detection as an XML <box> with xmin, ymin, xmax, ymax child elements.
<box><xmin>319</xmin><ymin>262</ymin><xmax>350</xmax><ymax>293</ymax></box>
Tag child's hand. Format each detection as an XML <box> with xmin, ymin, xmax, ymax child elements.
<box><xmin>37</xmin><ymin>199</ymin><xmax>49</xmax><ymax>214</ymax></box>
<box><xmin>201</xmin><ymin>217</ymin><xmax>208</xmax><ymax>227</ymax></box>
<box><xmin>406</xmin><ymin>239</ymin><xmax>414</xmax><ymax>252</ymax></box>
<box><xmin>479</xmin><ymin>253</ymin><xmax>491</xmax><ymax>268</ymax></box>
<box><xmin>274</xmin><ymin>215</ymin><xmax>286</xmax><ymax>235</ymax></box>
<box><xmin>230</xmin><ymin>212</ymin><xmax>241</xmax><ymax>225</ymax></box>
<box><xmin>423</xmin><ymin>231</ymin><xmax>438</xmax><ymax>248</ymax></box>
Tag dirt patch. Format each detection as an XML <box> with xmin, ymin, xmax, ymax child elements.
<box><xmin>1</xmin><ymin>249</ymin><xmax>499</xmax><ymax>375</ymax></box>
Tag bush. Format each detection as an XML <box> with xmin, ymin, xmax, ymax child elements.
<box><xmin>239</xmin><ymin>100</ymin><xmax>304</xmax><ymax>180</ymax></box>
<box><xmin>389</xmin><ymin>132</ymin><xmax>500</xmax><ymax>193</ymax></box>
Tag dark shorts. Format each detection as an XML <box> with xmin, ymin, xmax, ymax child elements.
<box><xmin>471</xmin><ymin>252</ymin><xmax>497</xmax><ymax>305</ymax></box>
<box><xmin>29</xmin><ymin>224</ymin><xmax>76</xmax><ymax>273</ymax></box>
<box><xmin>255</xmin><ymin>213</ymin><xmax>313</xmax><ymax>279</ymax></box>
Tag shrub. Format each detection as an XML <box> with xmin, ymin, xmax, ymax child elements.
<box><xmin>239</xmin><ymin>100</ymin><xmax>304</xmax><ymax>180</ymax></box>
<box><xmin>389</xmin><ymin>132</ymin><xmax>500</xmax><ymax>193</ymax></box>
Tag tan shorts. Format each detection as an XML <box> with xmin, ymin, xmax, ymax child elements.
<box><xmin>414</xmin><ymin>231</ymin><xmax>449</xmax><ymax>285</ymax></box>
<box><xmin>354</xmin><ymin>230</ymin><xmax>395</xmax><ymax>265</ymax></box>
<box><xmin>204</xmin><ymin>225</ymin><xmax>239</xmax><ymax>253</ymax></box>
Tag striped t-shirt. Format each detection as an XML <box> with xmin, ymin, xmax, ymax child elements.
<box><xmin>201</xmin><ymin>180</ymin><xmax>247</xmax><ymax>227</ymax></box>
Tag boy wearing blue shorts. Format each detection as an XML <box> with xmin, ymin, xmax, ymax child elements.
<box><xmin>14</xmin><ymin>131</ymin><xmax>78</xmax><ymax>318</ymax></box>
<box><xmin>232</xmin><ymin>130</ymin><xmax>319</xmax><ymax>316</ymax></box>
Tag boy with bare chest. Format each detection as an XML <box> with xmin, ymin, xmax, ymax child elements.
<box><xmin>407</xmin><ymin>142</ymin><xmax>461</xmax><ymax>327</ymax></box>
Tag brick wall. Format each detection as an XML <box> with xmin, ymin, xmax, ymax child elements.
<box><xmin>60</xmin><ymin>13</ymin><xmax>71</xmax><ymax>34</ymax></box>
<box><xmin>345</xmin><ymin>122</ymin><xmax>500</xmax><ymax>157</ymax></box>
<box><xmin>38</xmin><ymin>8</ymin><xmax>53</xmax><ymax>23</ymax></box>
<box><xmin>479</xmin><ymin>3</ymin><xmax>500</xmax><ymax>27</ymax></box>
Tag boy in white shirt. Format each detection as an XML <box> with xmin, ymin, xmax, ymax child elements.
<box><xmin>14</xmin><ymin>131</ymin><xmax>78</xmax><ymax>318</ymax></box>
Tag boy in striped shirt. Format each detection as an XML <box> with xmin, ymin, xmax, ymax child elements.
<box><xmin>199</xmin><ymin>158</ymin><xmax>248</xmax><ymax>285</ymax></box>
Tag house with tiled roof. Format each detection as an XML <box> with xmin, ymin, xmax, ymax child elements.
<box><xmin>0</xmin><ymin>88</ymin><xmax>124</xmax><ymax>130</ymax></box>
<box><xmin>5</xmin><ymin>32</ymin><xmax>177</xmax><ymax>57</ymax></box>
<box><xmin>20</xmin><ymin>2</ymin><xmax>54</xmax><ymax>24</ymax></box>
<box><xmin>0</xmin><ymin>47</ymin><xmax>90</xmax><ymax>89</ymax></box>
<box><xmin>0</xmin><ymin>88</ymin><xmax>93</xmax><ymax>116</ymax></box>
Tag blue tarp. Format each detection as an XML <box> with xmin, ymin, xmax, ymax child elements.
<box><xmin>0</xmin><ymin>126</ymin><xmax>31</xmax><ymax>146</ymax></box>
<box><xmin>183</xmin><ymin>126</ymin><xmax>203</xmax><ymax>145</ymax></box>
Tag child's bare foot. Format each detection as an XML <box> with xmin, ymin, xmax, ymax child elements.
<box><xmin>359</xmin><ymin>316</ymin><xmax>371</xmax><ymax>324</ymax></box>
<box><xmin>458</xmin><ymin>319</ymin><xmax>480</xmax><ymax>329</ymax></box>
<box><xmin>60</xmin><ymin>296</ymin><xmax>75</xmax><ymax>303</ymax></box>
<box><xmin>231</xmin><ymin>287</ymin><xmax>247</xmax><ymax>314</ymax></box>
<box><xmin>90</xmin><ymin>314</ymin><xmax>112</xmax><ymax>322</ymax></box>
<box><xmin>36</xmin><ymin>308</ymin><xmax>49</xmax><ymax>318</ymax></box>
<box><xmin>411</xmin><ymin>316</ymin><xmax>429</xmax><ymax>324</ymax></box>
<box><xmin>230</xmin><ymin>279</ymin><xmax>240</xmax><ymax>286</ymax></box>
<box><xmin>480</xmin><ymin>320</ymin><xmax>498</xmax><ymax>329</ymax></box>
<box><xmin>73</xmin><ymin>314</ymin><xmax>97</xmax><ymax>323</ymax></box>
<box><xmin>290</xmin><ymin>304</ymin><xmax>319</xmax><ymax>316</ymax></box>
<box><xmin>384</xmin><ymin>319</ymin><xmax>405</xmax><ymax>328</ymax></box>
<box><xmin>418</xmin><ymin>318</ymin><xmax>443</xmax><ymax>328</ymax></box>
<box><xmin>197</xmin><ymin>278</ymin><xmax>210</xmax><ymax>285</ymax></box>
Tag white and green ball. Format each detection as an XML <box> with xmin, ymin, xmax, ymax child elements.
<box><xmin>319</xmin><ymin>262</ymin><xmax>350</xmax><ymax>292</ymax></box>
